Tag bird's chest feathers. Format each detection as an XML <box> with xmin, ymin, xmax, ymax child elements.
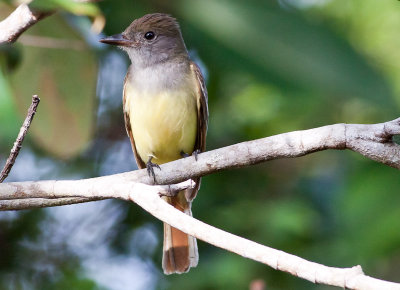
<box><xmin>124</xmin><ymin>68</ymin><xmax>197</xmax><ymax>164</ymax></box>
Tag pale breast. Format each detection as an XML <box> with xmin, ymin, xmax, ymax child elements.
<box><xmin>124</xmin><ymin>75</ymin><xmax>198</xmax><ymax>165</ymax></box>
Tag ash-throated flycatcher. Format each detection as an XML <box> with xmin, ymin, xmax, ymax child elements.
<box><xmin>100</xmin><ymin>13</ymin><xmax>208</xmax><ymax>274</ymax></box>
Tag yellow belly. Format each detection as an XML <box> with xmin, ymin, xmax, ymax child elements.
<box><xmin>125</xmin><ymin>84</ymin><xmax>197</xmax><ymax>165</ymax></box>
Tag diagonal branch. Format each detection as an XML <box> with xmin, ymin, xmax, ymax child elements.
<box><xmin>129</xmin><ymin>185</ymin><xmax>400</xmax><ymax>290</ymax></box>
<box><xmin>0</xmin><ymin>0</ymin><xmax>103</xmax><ymax>44</ymax></box>
<box><xmin>1</xmin><ymin>174</ymin><xmax>398</xmax><ymax>289</ymax></box>
<box><xmin>0</xmin><ymin>4</ymin><xmax>53</xmax><ymax>44</ymax></box>
<box><xmin>0</xmin><ymin>95</ymin><xmax>40</xmax><ymax>183</ymax></box>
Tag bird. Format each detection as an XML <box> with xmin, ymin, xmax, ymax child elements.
<box><xmin>100</xmin><ymin>13</ymin><xmax>208</xmax><ymax>274</ymax></box>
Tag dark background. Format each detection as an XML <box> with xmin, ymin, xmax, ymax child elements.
<box><xmin>1</xmin><ymin>0</ymin><xmax>400</xmax><ymax>289</ymax></box>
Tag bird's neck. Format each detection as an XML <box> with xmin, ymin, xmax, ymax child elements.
<box><xmin>127</xmin><ymin>57</ymin><xmax>191</xmax><ymax>92</ymax></box>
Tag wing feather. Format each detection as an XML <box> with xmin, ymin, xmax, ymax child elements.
<box><xmin>186</xmin><ymin>62</ymin><xmax>209</xmax><ymax>201</ymax></box>
<box><xmin>123</xmin><ymin>66</ymin><xmax>146</xmax><ymax>169</ymax></box>
<box><xmin>190</xmin><ymin>62</ymin><xmax>208</xmax><ymax>152</ymax></box>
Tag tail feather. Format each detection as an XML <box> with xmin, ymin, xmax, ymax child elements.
<box><xmin>162</xmin><ymin>191</ymin><xmax>198</xmax><ymax>274</ymax></box>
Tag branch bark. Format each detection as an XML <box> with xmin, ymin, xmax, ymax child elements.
<box><xmin>1</xmin><ymin>118</ymin><xmax>399</xmax><ymax>289</ymax></box>
<box><xmin>1</xmin><ymin>175</ymin><xmax>398</xmax><ymax>289</ymax></box>
<box><xmin>0</xmin><ymin>4</ymin><xmax>53</xmax><ymax>44</ymax></box>
<box><xmin>129</xmin><ymin>185</ymin><xmax>400</xmax><ymax>290</ymax></box>
<box><xmin>2</xmin><ymin>117</ymin><xmax>399</xmax><ymax>209</ymax></box>
<box><xmin>0</xmin><ymin>0</ymin><xmax>103</xmax><ymax>44</ymax></box>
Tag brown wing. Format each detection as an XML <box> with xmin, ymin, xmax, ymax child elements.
<box><xmin>123</xmin><ymin>66</ymin><xmax>146</xmax><ymax>169</ymax></box>
<box><xmin>185</xmin><ymin>62</ymin><xmax>209</xmax><ymax>201</ymax></box>
<box><xmin>190</xmin><ymin>62</ymin><xmax>209</xmax><ymax>153</ymax></box>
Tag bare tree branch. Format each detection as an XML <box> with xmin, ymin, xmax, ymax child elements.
<box><xmin>0</xmin><ymin>118</ymin><xmax>399</xmax><ymax>288</ymax></box>
<box><xmin>0</xmin><ymin>95</ymin><xmax>40</xmax><ymax>183</ymax></box>
<box><xmin>0</xmin><ymin>179</ymin><xmax>195</xmax><ymax>210</ymax></box>
<box><xmin>128</xmin><ymin>185</ymin><xmax>400</xmax><ymax>290</ymax></box>
<box><xmin>0</xmin><ymin>0</ymin><xmax>103</xmax><ymax>44</ymax></box>
<box><xmin>1</xmin><ymin>196</ymin><xmax>103</xmax><ymax>210</ymax></box>
<box><xmin>151</xmin><ymin>118</ymin><xmax>400</xmax><ymax>185</ymax></box>
<box><xmin>1</xmin><ymin>176</ymin><xmax>398</xmax><ymax>289</ymax></box>
<box><xmin>1</xmin><ymin>117</ymin><xmax>399</xmax><ymax>208</ymax></box>
<box><xmin>0</xmin><ymin>4</ymin><xmax>53</xmax><ymax>44</ymax></box>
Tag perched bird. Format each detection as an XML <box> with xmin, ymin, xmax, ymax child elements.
<box><xmin>100</xmin><ymin>13</ymin><xmax>208</xmax><ymax>274</ymax></box>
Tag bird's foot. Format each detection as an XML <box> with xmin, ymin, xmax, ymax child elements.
<box><xmin>146</xmin><ymin>156</ymin><xmax>161</xmax><ymax>183</ymax></box>
<box><xmin>180</xmin><ymin>149</ymin><xmax>201</xmax><ymax>161</ymax></box>
<box><xmin>192</xmin><ymin>149</ymin><xmax>201</xmax><ymax>161</ymax></box>
<box><xmin>180</xmin><ymin>151</ymin><xmax>190</xmax><ymax>158</ymax></box>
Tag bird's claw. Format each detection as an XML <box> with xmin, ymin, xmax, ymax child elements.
<box><xmin>146</xmin><ymin>157</ymin><xmax>161</xmax><ymax>183</ymax></box>
<box><xmin>180</xmin><ymin>149</ymin><xmax>201</xmax><ymax>161</ymax></box>
<box><xmin>192</xmin><ymin>149</ymin><xmax>201</xmax><ymax>161</ymax></box>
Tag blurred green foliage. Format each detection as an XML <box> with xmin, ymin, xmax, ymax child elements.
<box><xmin>31</xmin><ymin>0</ymin><xmax>101</xmax><ymax>17</ymax></box>
<box><xmin>9</xmin><ymin>15</ymin><xmax>97</xmax><ymax>158</ymax></box>
<box><xmin>1</xmin><ymin>0</ymin><xmax>400</xmax><ymax>289</ymax></box>
<box><xmin>0</xmin><ymin>2</ymin><xmax>98</xmax><ymax>158</ymax></box>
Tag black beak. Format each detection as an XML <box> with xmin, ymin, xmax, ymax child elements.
<box><xmin>99</xmin><ymin>34</ymin><xmax>133</xmax><ymax>46</ymax></box>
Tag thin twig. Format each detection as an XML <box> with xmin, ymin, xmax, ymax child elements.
<box><xmin>0</xmin><ymin>95</ymin><xmax>40</xmax><ymax>183</ymax></box>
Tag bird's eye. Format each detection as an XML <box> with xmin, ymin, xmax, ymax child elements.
<box><xmin>144</xmin><ymin>31</ymin><xmax>155</xmax><ymax>40</ymax></box>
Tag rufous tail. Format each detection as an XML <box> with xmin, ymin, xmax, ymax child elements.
<box><xmin>162</xmin><ymin>191</ymin><xmax>198</xmax><ymax>274</ymax></box>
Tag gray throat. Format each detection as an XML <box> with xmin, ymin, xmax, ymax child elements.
<box><xmin>127</xmin><ymin>58</ymin><xmax>191</xmax><ymax>93</ymax></box>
